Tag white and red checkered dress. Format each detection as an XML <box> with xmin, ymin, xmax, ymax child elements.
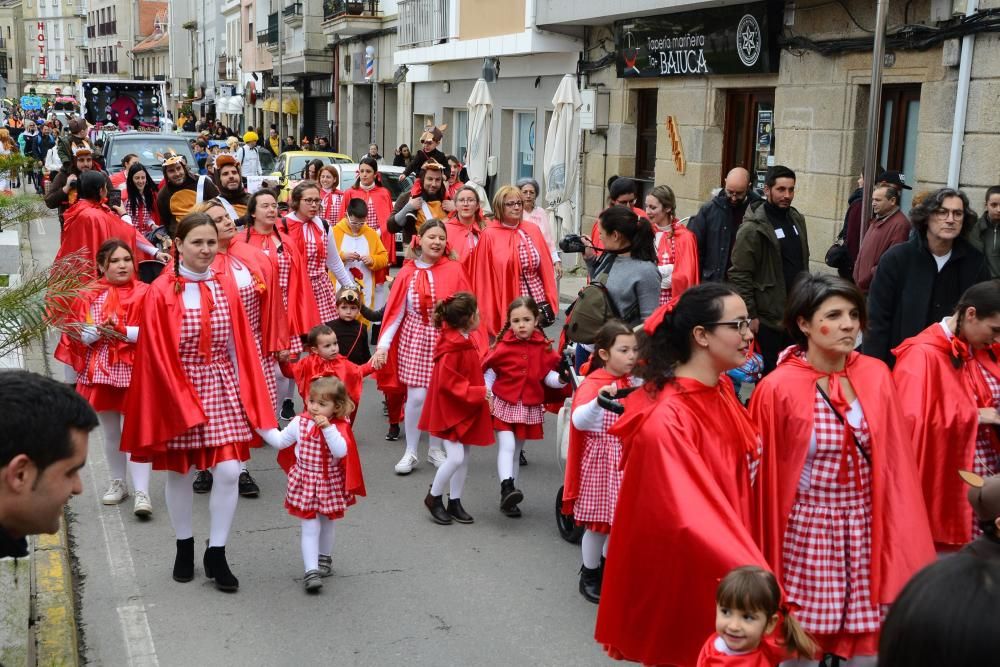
<box><xmin>656</xmin><ymin>229</ymin><xmax>677</xmax><ymax>306</ymax></box>
<box><xmin>236</xmin><ymin>274</ymin><xmax>278</xmax><ymax>410</ymax></box>
<box><xmin>972</xmin><ymin>360</ymin><xmax>1000</xmax><ymax>536</ymax></box>
<box><xmin>572</xmin><ymin>399</ymin><xmax>627</xmax><ymax>533</ymax></box>
<box><xmin>397</xmin><ymin>272</ymin><xmax>438</xmax><ymax>388</ymax></box>
<box><xmin>284</xmin><ymin>416</ymin><xmax>349</xmax><ymax>520</ymax></box>
<box><xmin>493</xmin><ymin>397</ymin><xmax>545</xmax><ymax>425</ymax></box>
<box><xmin>302</xmin><ymin>222</ymin><xmax>338</xmax><ymax>322</ymax></box>
<box><xmin>76</xmin><ymin>290</ymin><xmax>132</xmax><ymax>412</ymax></box>
<box><xmin>320</xmin><ymin>190</ymin><xmax>344</xmax><ymax>226</ymax></box>
<box><xmin>165</xmin><ymin>283</ymin><xmax>254</xmax><ymax>451</ymax></box>
<box><xmin>781</xmin><ymin>391</ymin><xmax>880</xmax><ymax>636</ymax></box>
<box><xmin>271</xmin><ymin>243</ymin><xmax>304</xmax><ymax>356</ymax></box>
<box><xmin>516</xmin><ymin>229</ymin><xmax>546</xmax><ymax>305</ymax></box>
<box><xmin>124</xmin><ymin>199</ymin><xmax>156</xmax><ymax>238</ymax></box>
<box><xmin>361</xmin><ymin>193</ymin><xmax>381</xmax><ymax>234</ymax></box>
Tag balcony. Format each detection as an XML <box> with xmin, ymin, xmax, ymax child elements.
<box><xmin>256</xmin><ymin>28</ymin><xmax>277</xmax><ymax>45</ymax></box>
<box><xmin>217</xmin><ymin>54</ymin><xmax>228</xmax><ymax>79</ymax></box>
<box><xmin>398</xmin><ymin>0</ymin><xmax>447</xmax><ymax>48</ymax></box>
<box><xmin>282</xmin><ymin>2</ymin><xmax>303</xmax><ymax>26</ymax></box>
<box><xmin>322</xmin><ymin>0</ymin><xmax>382</xmax><ymax>37</ymax></box>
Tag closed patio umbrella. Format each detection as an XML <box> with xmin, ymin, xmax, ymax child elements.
<box><xmin>543</xmin><ymin>74</ymin><xmax>582</xmax><ymax>237</ymax></box>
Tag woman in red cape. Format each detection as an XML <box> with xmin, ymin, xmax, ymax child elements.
<box><xmin>444</xmin><ymin>185</ymin><xmax>485</xmax><ymax>269</ymax></box>
<box><xmin>892</xmin><ymin>279</ymin><xmax>1000</xmax><ymax>551</ymax></box>
<box><xmin>595</xmin><ymin>283</ymin><xmax>768</xmax><ymax>667</ymax></box>
<box><xmin>749</xmin><ymin>274</ymin><xmax>935</xmax><ymax>662</ymax></box>
<box><xmin>121</xmin><ymin>213</ymin><xmax>278</xmax><ymax>593</ymax></box>
<box><xmin>54</xmin><ymin>238</ymin><xmax>153</xmax><ymax>517</ymax></box>
<box><xmin>317</xmin><ymin>165</ymin><xmax>345</xmax><ymax>226</ymax></box>
<box><xmin>372</xmin><ymin>219</ymin><xmax>484</xmax><ymax>474</ymax></box>
<box><xmin>468</xmin><ymin>185</ymin><xmax>558</xmax><ymax>338</ymax></box>
<box><xmin>645</xmin><ymin>185</ymin><xmax>700</xmax><ymax>305</ymax></box>
<box><xmin>342</xmin><ymin>157</ymin><xmax>396</xmax><ymax>300</ymax></box>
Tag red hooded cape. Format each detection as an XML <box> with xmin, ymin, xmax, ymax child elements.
<box><xmin>54</xmin><ymin>277</ymin><xmax>149</xmax><ymax>374</ymax></box>
<box><xmin>658</xmin><ymin>222</ymin><xmax>700</xmax><ymax>299</ymax></box>
<box><xmin>444</xmin><ymin>213</ymin><xmax>482</xmax><ymax>270</ymax></box>
<box><xmin>374</xmin><ymin>257</ymin><xmax>483</xmax><ymax>392</ymax></box>
<box><xmin>120</xmin><ymin>268</ymin><xmax>278</xmax><ymax>456</ymax></box>
<box><xmin>468</xmin><ymin>219</ymin><xmax>558</xmax><ymax>338</ymax></box>
<box><xmin>213</xmin><ymin>243</ymin><xmax>289</xmax><ymax>355</ymax></box>
<box><xmin>749</xmin><ymin>350</ymin><xmax>935</xmax><ymax>607</ymax></box>
<box><xmin>892</xmin><ymin>324</ymin><xmax>999</xmax><ymax>547</ymax></box>
<box><xmin>418</xmin><ymin>326</ymin><xmax>493</xmax><ymax>446</ymax></box>
<box><xmin>277</xmin><ymin>415</ymin><xmax>366</xmax><ymax>501</ymax></box>
<box><xmin>595</xmin><ymin>376</ymin><xmax>768</xmax><ymax>667</ymax></box>
<box><xmin>279</xmin><ymin>353</ymin><xmax>372</xmax><ymax>406</ymax></box>
<box><xmin>234</xmin><ymin>228</ymin><xmax>319</xmax><ymax>340</ymax></box>
<box><xmin>55</xmin><ymin>200</ymin><xmax>140</xmax><ymax>279</ymax></box>
<box><xmin>343</xmin><ymin>184</ymin><xmax>396</xmax><ymax>280</ymax></box>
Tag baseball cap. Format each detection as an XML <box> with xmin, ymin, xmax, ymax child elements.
<box><xmin>878</xmin><ymin>171</ymin><xmax>912</xmax><ymax>191</ymax></box>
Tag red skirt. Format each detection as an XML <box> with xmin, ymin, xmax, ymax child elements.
<box><xmin>137</xmin><ymin>442</ymin><xmax>251</xmax><ymax>474</ymax></box>
<box><xmin>492</xmin><ymin>417</ymin><xmax>544</xmax><ymax>441</ymax></box>
<box><xmin>77</xmin><ymin>383</ymin><xmax>127</xmax><ymax>413</ymax></box>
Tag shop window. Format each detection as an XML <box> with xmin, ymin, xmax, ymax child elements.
<box><xmin>722</xmin><ymin>89</ymin><xmax>775</xmax><ymax>193</ymax></box>
<box><xmin>878</xmin><ymin>84</ymin><xmax>920</xmax><ymax>212</ymax></box>
<box><xmin>635</xmin><ymin>89</ymin><xmax>657</xmax><ymax>183</ymax></box>
<box><xmin>513</xmin><ymin>111</ymin><xmax>535</xmax><ymax>181</ymax></box>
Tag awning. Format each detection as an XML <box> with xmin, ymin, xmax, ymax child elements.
<box><xmin>225</xmin><ymin>96</ymin><xmax>245</xmax><ymax>115</ymax></box>
<box><xmin>263</xmin><ymin>98</ymin><xmax>277</xmax><ymax>112</ymax></box>
<box><xmin>281</xmin><ymin>99</ymin><xmax>299</xmax><ymax>114</ymax></box>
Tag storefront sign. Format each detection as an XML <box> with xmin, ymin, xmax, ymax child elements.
<box><xmin>36</xmin><ymin>22</ymin><xmax>47</xmax><ymax>79</ymax></box>
<box><xmin>615</xmin><ymin>2</ymin><xmax>779</xmax><ymax>78</ymax></box>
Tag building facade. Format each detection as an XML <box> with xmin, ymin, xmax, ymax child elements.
<box><xmin>21</xmin><ymin>0</ymin><xmax>86</xmax><ymax>95</ymax></box>
<box><xmin>132</xmin><ymin>11</ymin><xmax>168</xmax><ymax>83</ymax></box>
<box><xmin>0</xmin><ymin>0</ymin><xmax>25</xmax><ymax>99</ymax></box>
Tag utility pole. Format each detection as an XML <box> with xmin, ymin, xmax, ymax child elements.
<box><xmin>278</xmin><ymin>1</ymin><xmax>283</xmax><ymax>141</ymax></box>
<box><xmin>860</xmin><ymin>0</ymin><xmax>889</xmax><ymax>243</ymax></box>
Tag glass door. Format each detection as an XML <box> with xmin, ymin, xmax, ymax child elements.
<box><xmin>878</xmin><ymin>84</ymin><xmax>921</xmax><ymax>212</ymax></box>
<box><xmin>514</xmin><ymin>111</ymin><xmax>535</xmax><ymax>181</ymax></box>
<box><xmin>722</xmin><ymin>89</ymin><xmax>775</xmax><ymax>193</ymax></box>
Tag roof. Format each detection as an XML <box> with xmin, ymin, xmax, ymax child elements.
<box><xmin>138</xmin><ymin>0</ymin><xmax>167</xmax><ymax>37</ymax></box>
<box><xmin>132</xmin><ymin>13</ymin><xmax>168</xmax><ymax>53</ymax></box>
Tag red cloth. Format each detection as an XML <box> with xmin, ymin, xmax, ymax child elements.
<box><xmin>277</xmin><ymin>416</ymin><xmax>366</xmax><ymax>501</ymax></box>
<box><xmin>595</xmin><ymin>377</ymin><xmax>767</xmax><ymax>667</ymax></box>
<box><xmin>696</xmin><ymin>634</ymin><xmax>787</xmax><ymax>667</ymax></box>
<box><xmin>481</xmin><ymin>329</ymin><xmax>560</xmax><ymax>406</ymax></box>
<box><xmin>892</xmin><ymin>324</ymin><xmax>994</xmax><ymax>547</ymax></box>
<box><xmin>56</xmin><ymin>200</ymin><xmax>140</xmax><ymax>279</ymax></box>
<box><xmin>444</xmin><ymin>213</ymin><xmax>482</xmax><ymax>268</ymax></box>
<box><xmin>278</xmin><ymin>352</ymin><xmax>373</xmax><ymax>405</ymax></box>
<box><xmin>468</xmin><ymin>219</ymin><xmax>558</xmax><ymax>338</ymax></box>
<box><xmin>658</xmin><ymin>222</ymin><xmax>700</xmax><ymax>298</ymax></box>
<box><xmin>418</xmin><ymin>326</ymin><xmax>493</xmax><ymax>446</ymax></box>
<box><xmin>343</xmin><ymin>185</ymin><xmax>396</xmax><ymax>279</ymax></box>
<box><xmin>213</xmin><ymin>243</ymin><xmax>289</xmax><ymax>355</ymax></box>
<box><xmin>54</xmin><ymin>277</ymin><xmax>149</xmax><ymax>374</ymax></box>
<box><xmin>121</xmin><ymin>269</ymin><xmax>278</xmax><ymax>456</ymax></box>
<box><xmin>749</xmin><ymin>351</ymin><xmax>935</xmax><ymax>615</ymax></box>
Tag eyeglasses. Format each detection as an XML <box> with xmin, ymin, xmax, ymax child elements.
<box><xmin>705</xmin><ymin>318</ymin><xmax>753</xmax><ymax>335</ymax></box>
<box><xmin>933</xmin><ymin>208</ymin><xmax>965</xmax><ymax>221</ymax></box>
<box><xmin>503</xmin><ymin>200</ymin><xmax>524</xmax><ymax>208</ymax></box>
<box><xmin>302</xmin><ymin>197</ymin><xmax>322</xmax><ymax>204</ymax></box>
<box><xmin>456</xmin><ymin>197</ymin><xmax>478</xmax><ymax>205</ymax></box>
<box><xmin>725</xmin><ymin>189</ymin><xmax>748</xmax><ymax>200</ymax></box>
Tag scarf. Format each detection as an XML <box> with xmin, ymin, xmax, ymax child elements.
<box><xmin>173</xmin><ymin>273</ymin><xmax>217</xmax><ymax>362</ymax></box>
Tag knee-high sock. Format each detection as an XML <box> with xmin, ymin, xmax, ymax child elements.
<box><xmin>318</xmin><ymin>516</ymin><xmax>336</xmax><ymax>557</ymax></box>
<box><xmin>512</xmin><ymin>438</ymin><xmax>525</xmax><ymax>482</ymax></box>
<box><xmin>128</xmin><ymin>458</ymin><xmax>152</xmax><ymax>495</ymax></box>
<box><xmin>403</xmin><ymin>387</ymin><xmax>427</xmax><ymax>455</ymax></box>
<box><xmin>496</xmin><ymin>430</ymin><xmax>516</xmax><ymax>480</ymax></box>
<box><xmin>581</xmin><ymin>529</ymin><xmax>607</xmax><ymax>569</ymax></box>
<box><xmin>99</xmin><ymin>411</ymin><xmax>127</xmax><ymax>481</ymax></box>
<box><xmin>301</xmin><ymin>518</ymin><xmax>321</xmax><ymax>572</ymax></box>
<box><xmin>449</xmin><ymin>445</ymin><xmax>471</xmax><ymax>499</ymax></box>
<box><xmin>430</xmin><ymin>440</ymin><xmax>466</xmax><ymax>497</ymax></box>
<box><xmin>165</xmin><ymin>470</ymin><xmax>196</xmax><ymax>540</ymax></box>
<box><xmin>208</xmin><ymin>459</ymin><xmax>241</xmax><ymax>547</ymax></box>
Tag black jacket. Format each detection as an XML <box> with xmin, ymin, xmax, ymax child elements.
<box><xmin>686</xmin><ymin>189</ymin><xmax>762</xmax><ymax>282</ymax></box>
<box><xmin>863</xmin><ymin>234</ymin><xmax>989</xmax><ymax>366</ymax></box>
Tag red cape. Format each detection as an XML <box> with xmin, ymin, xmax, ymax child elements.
<box><xmin>658</xmin><ymin>222</ymin><xmax>700</xmax><ymax>298</ymax></box>
<box><xmin>56</xmin><ymin>200</ymin><xmax>140</xmax><ymax>279</ymax></box>
<box><xmin>444</xmin><ymin>213</ymin><xmax>482</xmax><ymax>269</ymax></box>
<box><xmin>481</xmin><ymin>329</ymin><xmax>561</xmax><ymax>406</ymax></box>
<box><xmin>750</xmin><ymin>350</ymin><xmax>935</xmax><ymax>606</ymax></box>
<box><xmin>279</xmin><ymin>353</ymin><xmax>371</xmax><ymax>406</ymax></box>
<box><xmin>121</xmin><ymin>268</ymin><xmax>278</xmax><ymax>455</ymax></box>
<box><xmin>213</xmin><ymin>243</ymin><xmax>289</xmax><ymax>355</ymax></box>
<box><xmin>696</xmin><ymin>634</ymin><xmax>787</xmax><ymax>667</ymax></box>
<box><xmin>467</xmin><ymin>219</ymin><xmax>558</xmax><ymax>338</ymax></box>
<box><xmin>595</xmin><ymin>377</ymin><xmax>768</xmax><ymax>667</ymax></box>
<box><xmin>54</xmin><ymin>277</ymin><xmax>149</xmax><ymax>373</ymax></box>
<box><xmin>892</xmin><ymin>325</ymin><xmax>995</xmax><ymax>546</ymax></box>
<box><xmin>417</xmin><ymin>326</ymin><xmax>493</xmax><ymax>445</ymax></box>
<box><xmin>277</xmin><ymin>415</ymin><xmax>366</xmax><ymax>500</ymax></box>
<box><xmin>343</xmin><ymin>185</ymin><xmax>396</xmax><ymax>278</ymax></box>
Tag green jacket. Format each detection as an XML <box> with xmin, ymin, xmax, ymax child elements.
<box><xmin>968</xmin><ymin>211</ymin><xmax>1000</xmax><ymax>279</ymax></box>
<box><xmin>729</xmin><ymin>200</ymin><xmax>810</xmax><ymax>329</ymax></box>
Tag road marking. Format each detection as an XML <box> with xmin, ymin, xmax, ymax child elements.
<box><xmin>34</xmin><ymin>217</ymin><xmax>46</xmax><ymax>236</ymax></box>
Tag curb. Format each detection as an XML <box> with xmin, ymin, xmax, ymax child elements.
<box><xmin>32</xmin><ymin>520</ymin><xmax>79</xmax><ymax>667</ymax></box>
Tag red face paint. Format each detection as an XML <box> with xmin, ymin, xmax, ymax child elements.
<box><xmin>819</xmin><ymin>325</ymin><xmax>831</xmax><ymax>336</ymax></box>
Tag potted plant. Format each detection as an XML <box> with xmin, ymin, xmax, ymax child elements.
<box><xmin>345</xmin><ymin>1</ymin><xmax>364</xmax><ymax>15</ymax></box>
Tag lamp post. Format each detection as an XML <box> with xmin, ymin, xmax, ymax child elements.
<box><xmin>860</xmin><ymin>0</ymin><xmax>889</xmax><ymax>243</ymax></box>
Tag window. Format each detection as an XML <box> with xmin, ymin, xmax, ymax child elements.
<box><xmin>513</xmin><ymin>111</ymin><xmax>535</xmax><ymax>181</ymax></box>
<box><xmin>878</xmin><ymin>84</ymin><xmax>921</xmax><ymax>212</ymax></box>
<box><xmin>68</xmin><ymin>23</ymin><xmax>73</xmax><ymax>37</ymax></box>
<box><xmin>722</xmin><ymin>89</ymin><xmax>775</xmax><ymax>193</ymax></box>
<box><xmin>452</xmin><ymin>109</ymin><xmax>468</xmax><ymax>163</ymax></box>
<box><xmin>634</xmin><ymin>89</ymin><xmax>658</xmax><ymax>183</ymax></box>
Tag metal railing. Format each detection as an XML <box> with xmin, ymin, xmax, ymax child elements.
<box><xmin>256</xmin><ymin>28</ymin><xmax>277</xmax><ymax>45</ymax></box>
<box><xmin>323</xmin><ymin>0</ymin><xmax>380</xmax><ymax>21</ymax></box>
<box><xmin>398</xmin><ymin>0</ymin><xmax>448</xmax><ymax>48</ymax></box>
<box><xmin>282</xmin><ymin>2</ymin><xmax>302</xmax><ymax>17</ymax></box>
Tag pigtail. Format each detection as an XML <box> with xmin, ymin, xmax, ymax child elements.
<box><xmin>492</xmin><ymin>320</ymin><xmax>512</xmax><ymax>349</ymax></box>
<box><xmin>780</xmin><ymin>611</ymin><xmax>817</xmax><ymax>659</ymax></box>
<box><xmin>431</xmin><ymin>299</ymin><xmax>449</xmax><ymax>330</ymax></box>
<box><xmin>172</xmin><ymin>244</ymin><xmax>182</xmax><ymax>293</ymax></box>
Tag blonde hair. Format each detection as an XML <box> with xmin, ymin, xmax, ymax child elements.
<box><xmin>308</xmin><ymin>376</ymin><xmax>355</xmax><ymax>419</ymax></box>
<box><xmin>491</xmin><ymin>185</ymin><xmax>524</xmax><ymax>223</ymax></box>
<box><xmin>0</xmin><ymin>128</ymin><xmax>15</xmax><ymax>151</ymax></box>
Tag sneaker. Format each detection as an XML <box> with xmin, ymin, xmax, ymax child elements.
<box><xmin>193</xmin><ymin>470</ymin><xmax>213</xmax><ymax>494</ymax></box>
<box><xmin>132</xmin><ymin>491</ymin><xmax>153</xmax><ymax>518</ymax></box>
<box><xmin>394</xmin><ymin>452</ymin><xmax>419</xmax><ymax>475</ymax></box>
<box><xmin>238</xmin><ymin>470</ymin><xmax>260</xmax><ymax>498</ymax></box>
<box><xmin>304</xmin><ymin>569</ymin><xmax>323</xmax><ymax>593</ymax></box>
<box><xmin>427</xmin><ymin>448</ymin><xmax>447</xmax><ymax>468</ymax></box>
<box><xmin>101</xmin><ymin>479</ymin><xmax>129</xmax><ymax>505</ymax></box>
<box><xmin>280</xmin><ymin>399</ymin><xmax>296</xmax><ymax>421</ymax></box>
<box><xmin>318</xmin><ymin>554</ymin><xmax>334</xmax><ymax>577</ymax></box>
<box><xmin>384</xmin><ymin>424</ymin><xmax>400</xmax><ymax>441</ymax></box>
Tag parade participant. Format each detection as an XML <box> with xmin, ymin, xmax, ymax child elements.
<box><xmin>518</xmin><ymin>177</ymin><xmax>562</xmax><ymax>278</ymax></box>
<box><xmin>303</xmin><ymin>159</ymin><xmax>324</xmax><ymax>183</ymax></box>
<box><xmin>563</xmin><ymin>320</ymin><xmax>637</xmax><ymax>600</ymax></box>
<box><xmin>892</xmin><ymin>279</ymin><xmax>1000</xmax><ymax>551</ymax></box>
<box><xmin>583</xmin><ymin>177</ymin><xmax>649</xmax><ymax>259</ymax></box>
<box><xmin>372</xmin><ymin>219</ymin><xmax>479</xmax><ymax>474</ymax></box>
<box><xmin>235</xmin><ymin>132</ymin><xmax>263</xmax><ymax>179</ymax></box>
<box><xmin>239</xmin><ymin>189</ymin><xmax>320</xmax><ymax>421</ymax></box>
<box><xmin>343</xmin><ymin>157</ymin><xmax>395</xmax><ymax>307</ymax></box>
<box><xmin>595</xmin><ymin>283</ymin><xmax>767</xmax><ymax>667</ymax></box>
<box><xmin>108</xmin><ymin>153</ymin><xmax>138</xmax><ymax>191</ymax></box>
<box><xmin>750</xmin><ymin>273</ymin><xmax>935</xmax><ymax>662</ymax></box>
<box><xmin>124</xmin><ymin>163</ymin><xmax>160</xmax><ymax>239</ymax></box>
<box><xmin>959</xmin><ymin>470</ymin><xmax>1000</xmax><ymax>560</ymax></box>
<box><xmin>419</xmin><ymin>293</ymin><xmax>493</xmax><ymax>525</ymax></box>
<box><xmin>483</xmin><ymin>297</ymin><xmax>565</xmax><ymax>518</ymax></box>
<box><xmin>317</xmin><ymin>165</ymin><xmax>344</xmax><ymax>226</ymax></box>
<box><xmin>445</xmin><ymin>185</ymin><xmax>485</xmax><ymax>268</ymax></box>
<box><xmin>57</xmin><ymin>117</ymin><xmax>98</xmax><ymax>166</ymax></box>
<box><xmin>282</xmin><ymin>180</ymin><xmax>358</xmax><ymax>323</ymax></box>
<box><xmin>256</xmin><ymin>376</ymin><xmax>365</xmax><ymax>592</ymax></box>
<box><xmin>645</xmin><ymin>184</ymin><xmax>699</xmax><ymax>305</ymax></box>
<box><xmin>331</xmin><ymin>198</ymin><xmax>388</xmax><ymax>308</ymax></box>
<box><xmin>446</xmin><ymin>155</ymin><xmax>465</xmax><ymax>199</ymax></box>
<box><xmin>400</xmin><ymin>125</ymin><xmax>450</xmax><ymax>182</ymax></box>
<box><xmin>469</xmin><ymin>185</ymin><xmax>558</xmax><ymax>338</ymax></box>
<box><xmin>45</xmin><ymin>146</ymin><xmax>113</xmax><ymax>226</ymax></box>
<box><xmin>54</xmin><ymin>240</ymin><xmax>154</xmax><ymax>517</ymax></box>
<box><xmin>390</xmin><ymin>161</ymin><xmax>454</xmax><ymax>247</ymax></box>
<box><xmin>121</xmin><ymin>213</ymin><xmax>278</xmax><ymax>592</ymax></box>
<box><xmin>156</xmin><ymin>154</ymin><xmax>220</xmax><ymax>237</ymax></box>
<box><xmin>696</xmin><ymin>566</ymin><xmax>816</xmax><ymax>667</ymax></box>
<box><xmin>392</xmin><ymin>143</ymin><xmax>412</xmax><ymax>168</ymax></box>
<box><xmin>212</xmin><ymin>155</ymin><xmax>250</xmax><ymax>219</ymax></box>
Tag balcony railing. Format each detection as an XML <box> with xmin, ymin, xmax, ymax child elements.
<box><xmin>217</xmin><ymin>54</ymin><xmax>227</xmax><ymax>78</ymax></box>
<box><xmin>256</xmin><ymin>28</ymin><xmax>277</xmax><ymax>45</ymax></box>
<box><xmin>323</xmin><ymin>0</ymin><xmax>380</xmax><ymax>21</ymax></box>
<box><xmin>96</xmin><ymin>21</ymin><xmax>117</xmax><ymax>36</ymax></box>
<box><xmin>398</xmin><ymin>0</ymin><xmax>448</xmax><ymax>48</ymax></box>
<box><xmin>282</xmin><ymin>2</ymin><xmax>302</xmax><ymax>17</ymax></box>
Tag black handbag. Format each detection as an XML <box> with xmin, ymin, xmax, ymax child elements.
<box><xmin>521</xmin><ymin>270</ymin><xmax>556</xmax><ymax>328</ymax></box>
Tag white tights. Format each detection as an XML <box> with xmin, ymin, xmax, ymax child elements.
<box><xmin>98</xmin><ymin>411</ymin><xmax>151</xmax><ymax>494</ymax></box>
<box><xmin>430</xmin><ymin>440</ymin><xmax>470</xmax><ymax>499</ymax></box>
<box><xmin>274</xmin><ymin>365</ymin><xmax>296</xmax><ymax>405</ymax></box>
<box><xmin>300</xmin><ymin>516</ymin><xmax>336</xmax><ymax>572</ymax></box>
<box><xmin>581</xmin><ymin>529</ymin><xmax>608</xmax><ymax>569</ymax></box>
<box><xmin>403</xmin><ymin>387</ymin><xmax>443</xmax><ymax>456</ymax></box>
<box><xmin>781</xmin><ymin>658</ymin><xmax>877</xmax><ymax>667</ymax></box>
<box><xmin>164</xmin><ymin>459</ymin><xmax>241</xmax><ymax>546</ymax></box>
<box><xmin>496</xmin><ymin>430</ymin><xmax>524</xmax><ymax>482</ymax></box>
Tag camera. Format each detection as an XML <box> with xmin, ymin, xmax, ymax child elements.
<box><xmin>559</xmin><ymin>234</ymin><xmax>587</xmax><ymax>254</ymax></box>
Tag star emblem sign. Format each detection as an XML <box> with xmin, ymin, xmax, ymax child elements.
<box><xmin>736</xmin><ymin>14</ymin><xmax>762</xmax><ymax>67</ymax></box>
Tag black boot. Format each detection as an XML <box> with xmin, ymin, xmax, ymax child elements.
<box><xmin>172</xmin><ymin>537</ymin><xmax>194</xmax><ymax>582</ymax></box>
<box><xmin>424</xmin><ymin>491</ymin><xmax>453</xmax><ymax>525</ymax></box>
<box><xmin>203</xmin><ymin>545</ymin><xmax>240</xmax><ymax>591</ymax></box>
<box><xmin>579</xmin><ymin>565</ymin><xmax>601</xmax><ymax>603</ymax></box>
<box><xmin>499</xmin><ymin>478</ymin><xmax>524</xmax><ymax>512</ymax></box>
<box><xmin>447</xmin><ymin>498</ymin><xmax>474</xmax><ymax>524</ymax></box>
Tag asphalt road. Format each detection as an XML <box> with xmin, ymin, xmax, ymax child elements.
<box><xmin>29</xmin><ymin>210</ymin><xmax>610</xmax><ymax>667</ymax></box>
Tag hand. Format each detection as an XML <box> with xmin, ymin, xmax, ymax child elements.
<box><xmin>409</xmin><ymin>196</ymin><xmax>424</xmax><ymax>209</ymax></box>
<box><xmin>487</xmin><ymin>393</ymin><xmax>495</xmax><ymax>412</ymax></box>
<box><xmin>276</xmin><ymin>350</ymin><xmax>290</xmax><ymax>363</ymax></box>
<box><xmin>155</xmin><ymin>251</ymin><xmax>170</xmax><ymax>263</ymax></box>
<box><xmin>361</xmin><ymin>255</ymin><xmax>373</xmax><ymax>267</ymax></box>
<box><xmin>980</xmin><ymin>408</ymin><xmax>1000</xmax><ymax>425</ymax></box>
<box><xmin>554</xmin><ymin>261</ymin><xmax>563</xmax><ymax>280</ymax></box>
<box><xmin>112</xmin><ymin>204</ymin><xmax>126</xmax><ymax>216</ymax></box>
<box><xmin>441</xmin><ymin>200</ymin><xmax>456</xmax><ymax>213</ymax></box>
<box><xmin>598</xmin><ymin>383</ymin><xmax>618</xmax><ymax>398</ymax></box>
<box><xmin>397</xmin><ymin>173</ymin><xmax>406</xmax><ymax>182</ymax></box>
<box><xmin>314</xmin><ymin>414</ymin><xmax>331</xmax><ymax>429</ymax></box>
<box><xmin>583</xmin><ymin>244</ymin><xmax>596</xmax><ymax>260</ymax></box>
<box><xmin>750</xmin><ymin>318</ymin><xmax>760</xmax><ymax>335</ymax></box>
<box><xmin>371</xmin><ymin>348</ymin><xmax>388</xmax><ymax>370</ymax></box>
<box><xmin>345</xmin><ymin>251</ymin><xmax>361</xmax><ymax>262</ymax></box>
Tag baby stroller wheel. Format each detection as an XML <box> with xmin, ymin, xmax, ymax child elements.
<box><xmin>555</xmin><ymin>485</ymin><xmax>584</xmax><ymax>544</ymax></box>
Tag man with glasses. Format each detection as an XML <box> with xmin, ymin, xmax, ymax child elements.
<box><xmin>864</xmin><ymin>187</ymin><xmax>990</xmax><ymax>366</ymax></box>
<box><xmin>687</xmin><ymin>167</ymin><xmax>762</xmax><ymax>282</ymax></box>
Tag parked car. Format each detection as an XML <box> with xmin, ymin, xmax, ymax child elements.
<box><xmin>268</xmin><ymin>150</ymin><xmax>352</xmax><ymax>201</ymax></box>
<box><xmin>103</xmin><ymin>132</ymin><xmax>198</xmax><ymax>184</ymax></box>
<box><xmin>336</xmin><ymin>163</ymin><xmax>415</xmax><ymax>266</ymax></box>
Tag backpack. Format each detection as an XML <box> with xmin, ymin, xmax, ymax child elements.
<box><xmin>564</xmin><ymin>254</ymin><xmax>620</xmax><ymax>344</ymax></box>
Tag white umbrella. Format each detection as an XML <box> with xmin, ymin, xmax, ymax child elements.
<box><xmin>466</xmin><ymin>78</ymin><xmax>493</xmax><ymax>212</ymax></box>
<box><xmin>543</xmin><ymin>74</ymin><xmax>582</xmax><ymax>237</ymax></box>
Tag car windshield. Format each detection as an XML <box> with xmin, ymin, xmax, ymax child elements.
<box><xmin>286</xmin><ymin>155</ymin><xmax>336</xmax><ymax>178</ymax></box>
<box><xmin>106</xmin><ymin>136</ymin><xmax>196</xmax><ymax>180</ymax></box>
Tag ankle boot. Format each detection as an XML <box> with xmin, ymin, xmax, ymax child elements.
<box><xmin>447</xmin><ymin>498</ymin><xmax>474</xmax><ymax>524</ymax></box>
<box><xmin>172</xmin><ymin>537</ymin><xmax>195</xmax><ymax>582</ymax></box>
<box><xmin>499</xmin><ymin>478</ymin><xmax>524</xmax><ymax>511</ymax></box>
<box><xmin>579</xmin><ymin>565</ymin><xmax>601</xmax><ymax>603</ymax></box>
<box><xmin>203</xmin><ymin>545</ymin><xmax>240</xmax><ymax>591</ymax></box>
<box><xmin>424</xmin><ymin>490</ymin><xmax>453</xmax><ymax>525</ymax></box>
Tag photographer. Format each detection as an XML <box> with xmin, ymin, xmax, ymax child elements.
<box><xmin>45</xmin><ymin>146</ymin><xmax>113</xmax><ymax>227</ymax></box>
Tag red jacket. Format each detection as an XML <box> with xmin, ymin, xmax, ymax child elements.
<box><xmin>696</xmin><ymin>634</ymin><xmax>787</xmax><ymax>667</ymax></box>
<box><xmin>482</xmin><ymin>329</ymin><xmax>560</xmax><ymax>406</ymax></box>
<box><xmin>279</xmin><ymin>352</ymin><xmax>374</xmax><ymax>406</ymax></box>
<box><xmin>418</xmin><ymin>326</ymin><xmax>493</xmax><ymax>446</ymax></box>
